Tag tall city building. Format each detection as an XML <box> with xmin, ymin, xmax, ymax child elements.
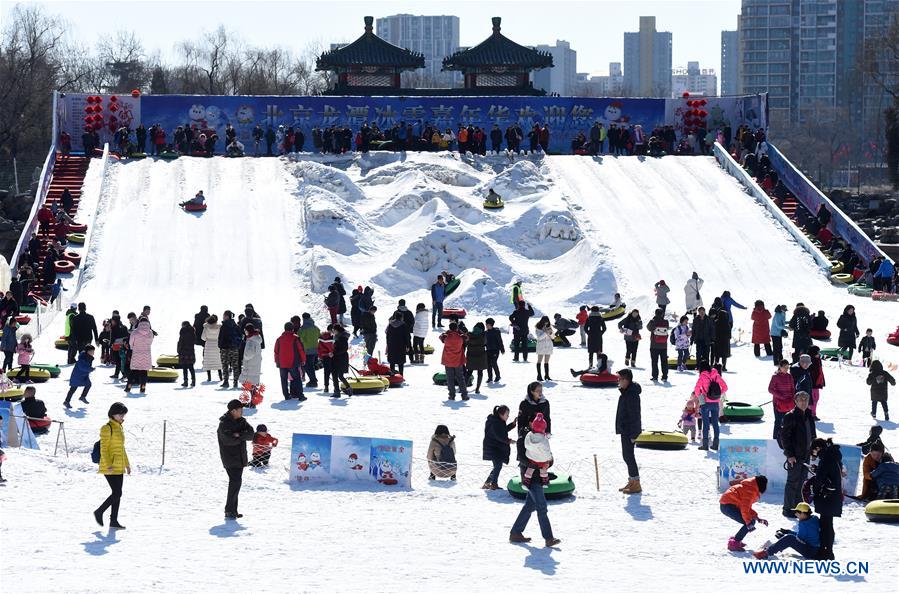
<box><xmin>721</xmin><ymin>30</ymin><xmax>741</xmax><ymax>95</ymax></box>
<box><xmin>575</xmin><ymin>63</ymin><xmax>624</xmax><ymax>96</ymax></box>
<box><xmin>738</xmin><ymin>0</ymin><xmax>898</xmax><ymax>131</ymax></box>
<box><xmin>671</xmin><ymin>62</ymin><xmax>718</xmax><ymax>97</ymax></box>
<box><xmin>376</xmin><ymin>14</ymin><xmax>461</xmax><ymax>87</ymax></box>
<box><xmin>533</xmin><ymin>40</ymin><xmax>577</xmax><ymax>95</ymax></box>
<box><xmin>623</xmin><ymin>16</ymin><xmax>673</xmax><ymax>97</ymax></box>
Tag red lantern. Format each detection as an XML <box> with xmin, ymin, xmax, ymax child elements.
<box><xmin>699</xmin><ymin>110</ymin><xmax>708</xmax><ymax>118</ymax></box>
<box><xmin>131</xmin><ymin>89</ymin><xmax>140</xmax><ymax>97</ymax></box>
<box><xmin>109</xmin><ymin>95</ymin><xmax>118</xmax><ymax>102</ymax></box>
<box><xmin>94</xmin><ymin>104</ymin><xmax>102</xmax><ymax>111</ymax></box>
<box><xmin>94</xmin><ymin>114</ymin><xmax>103</xmax><ymax>122</ymax></box>
<box><xmin>83</xmin><ymin>116</ymin><xmax>93</xmax><ymax>124</ymax></box>
<box><xmin>94</xmin><ymin>96</ymin><xmax>103</xmax><ymax>103</ymax></box>
<box><xmin>84</xmin><ymin>106</ymin><xmax>93</xmax><ymax>113</ymax></box>
<box><xmin>86</xmin><ymin>96</ymin><xmax>96</xmax><ymax>104</ymax></box>
<box><xmin>699</xmin><ymin>99</ymin><xmax>708</xmax><ymax>106</ymax></box>
<box><xmin>109</xmin><ymin>103</ymin><xmax>119</xmax><ymax>112</ymax></box>
<box><xmin>682</xmin><ymin>91</ymin><xmax>690</xmax><ymax>98</ymax></box>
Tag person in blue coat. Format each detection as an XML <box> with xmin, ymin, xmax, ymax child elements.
<box><xmin>770</xmin><ymin>305</ymin><xmax>788</xmax><ymax>365</ymax></box>
<box><xmin>753</xmin><ymin>501</ymin><xmax>820</xmax><ymax>559</ymax></box>
<box><xmin>720</xmin><ymin>291</ymin><xmax>746</xmax><ymax>327</ymax></box>
<box><xmin>64</xmin><ymin>345</ymin><xmax>96</xmax><ymax>408</ymax></box>
<box><xmin>874</xmin><ymin>258</ymin><xmax>895</xmax><ymax>292</ymax></box>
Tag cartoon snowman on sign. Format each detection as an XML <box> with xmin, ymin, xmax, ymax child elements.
<box><xmin>309</xmin><ymin>451</ymin><xmax>322</xmax><ymax>470</ymax></box>
<box><xmin>378</xmin><ymin>459</ymin><xmax>398</xmax><ymax>485</ymax></box>
<box><xmin>296</xmin><ymin>452</ymin><xmax>309</xmax><ymax>472</ymax></box>
<box><xmin>188</xmin><ymin>104</ymin><xmax>206</xmax><ymax>128</ymax></box>
<box><xmin>603</xmin><ymin>101</ymin><xmax>629</xmax><ymax>125</ymax></box>
<box><xmin>347</xmin><ymin>453</ymin><xmax>364</xmax><ymax>472</ymax></box>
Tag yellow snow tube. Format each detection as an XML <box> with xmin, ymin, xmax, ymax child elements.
<box><xmin>147</xmin><ymin>367</ymin><xmax>179</xmax><ymax>382</ymax></box>
<box><xmin>601</xmin><ymin>305</ymin><xmax>626</xmax><ymax>320</ymax></box>
<box><xmin>484</xmin><ymin>199</ymin><xmax>504</xmax><ymax>209</ymax></box>
<box><xmin>831</xmin><ymin>273</ymin><xmax>853</xmax><ymax>284</ymax></box>
<box><xmin>67</xmin><ymin>232</ymin><xmax>86</xmax><ymax>244</ymax></box>
<box><xmin>668</xmin><ymin>357</ymin><xmax>698</xmax><ymax>370</ymax></box>
<box><xmin>6</xmin><ymin>368</ymin><xmax>52</xmax><ymax>383</ymax></box>
<box><xmin>830</xmin><ymin>261</ymin><xmax>844</xmax><ymax>274</ymax></box>
<box><xmin>635</xmin><ymin>430</ymin><xmax>689</xmax><ymax>450</ymax></box>
<box><xmin>0</xmin><ymin>387</ymin><xmax>26</xmax><ymax>400</ymax></box>
<box><xmin>55</xmin><ymin>337</ymin><xmax>69</xmax><ymax>350</ymax></box>
<box><xmin>156</xmin><ymin>354</ymin><xmax>180</xmax><ymax>368</ymax></box>
<box><xmin>343</xmin><ymin>376</ymin><xmax>388</xmax><ymax>395</ymax></box>
<box><xmin>865</xmin><ymin>499</ymin><xmax>899</xmax><ymax>523</ymax></box>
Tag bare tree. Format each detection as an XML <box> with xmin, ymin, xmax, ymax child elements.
<box><xmin>97</xmin><ymin>29</ymin><xmax>149</xmax><ymax>92</ymax></box>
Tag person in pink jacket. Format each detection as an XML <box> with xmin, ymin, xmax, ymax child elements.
<box><xmin>693</xmin><ymin>362</ymin><xmax>728</xmax><ymax>451</ymax></box>
<box><xmin>15</xmin><ymin>333</ymin><xmax>35</xmax><ymax>383</ymax></box>
<box><xmin>767</xmin><ymin>359</ymin><xmax>795</xmax><ymax>444</ymax></box>
<box><xmin>126</xmin><ymin>318</ymin><xmax>154</xmax><ymax>394</ymax></box>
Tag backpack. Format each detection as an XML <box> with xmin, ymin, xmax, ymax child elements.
<box><xmin>670</xmin><ymin>328</ymin><xmax>677</xmax><ymax>345</ymax></box>
<box><xmin>707</xmin><ymin>378</ymin><xmax>722</xmax><ymax>398</ymax></box>
<box><xmin>91</xmin><ymin>422</ymin><xmax>111</xmax><ymax>464</ymax></box>
<box><xmin>438</xmin><ymin>440</ymin><xmax>457</xmax><ymax>470</ymax></box>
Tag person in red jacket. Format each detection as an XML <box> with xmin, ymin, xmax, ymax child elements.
<box><xmin>751</xmin><ymin>300</ymin><xmax>772</xmax><ymax>357</ymax></box>
<box><xmin>440</xmin><ymin>322</ymin><xmax>469</xmax><ymax>401</ymax></box>
<box><xmin>273</xmin><ymin>322</ymin><xmax>306</xmax><ymax>400</ymax></box>
<box><xmin>576</xmin><ymin>305</ymin><xmax>588</xmax><ymax>347</ymax></box>
<box><xmin>37</xmin><ymin>205</ymin><xmax>53</xmax><ymax>234</ymax></box>
<box><xmin>768</xmin><ymin>359</ymin><xmax>795</xmax><ymax>444</ymax></box>
<box><xmin>250</xmin><ymin>424</ymin><xmax>278</xmax><ymax>467</ymax></box>
<box><xmin>318</xmin><ymin>325</ymin><xmax>335</xmax><ymax>393</ymax></box>
<box><xmin>720</xmin><ymin>475</ymin><xmax>768</xmax><ymax>552</ymax></box>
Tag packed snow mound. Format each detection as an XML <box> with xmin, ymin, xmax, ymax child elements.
<box><xmin>301</xmin><ymin>192</ymin><xmax>376</xmax><ymax>257</ymax></box>
<box><xmin>358</xmin><ymin>159</ymin><xmax>481</xmax><ymax>188</ymax></box>
<box><xmin>375</xmin><ymin>228</ymin><xmax>497</xmax><ymax>286</ymax></box>
<box><xmin>291</xmin><ymin>160</ymin><xmax>365</xmax><ymax>202</ymax></box>
<box><xmin>486</xmin><ymin>197</ymin><xmax>582</xmax><ymax>260</ymax></box>
<box><xmin>368</xmin><ymin>170</ymin><xmax>484</xmax><ymax>226</ymax></box>
<box><xmin>480</xmin><ymin>159</ymin><xmax>551</xmax><ymax>200</ymax></box>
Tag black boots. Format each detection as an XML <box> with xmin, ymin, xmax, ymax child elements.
<box><xmin>536</xmin><ymin>364</ymin><xmax>543</xmax><ymax>381</ymax></box>
<box><xmin>544</xmin><ymin>363</ymin><xmax>552</xmax><ymax>381</ymax></box>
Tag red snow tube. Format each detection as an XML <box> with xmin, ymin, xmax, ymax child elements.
<box><xmin>28</xmin><ymin>417</ymin><xmax>52</xmax><ymax>430</ymax></box>
<box><xmin>809</xmin><ymin>329</ymin><xmax>831</xmax><ymax>340</ymax></box>
<box><xmin>358</xmin><ymin>369</ymin><xmax>404</xmax><ymax>386</ymax></box>
<box><xmin>441</xmin><ymin>307</ymin><xmax>467</xmax><ymax>319</ymax></box>
<box><xmin>580</xmin><ymin>371</ymin><xmax>620</xmax><ymax>387</ymax></box>
<box><xmin>191</xmin><ymin>150</ymin><xmax>209</xmax><ymax>157</ymax></box>
<box><xmin>55</xmin><ymin>260</ymin><xmax>76</xmax><ymax>274</ymax></box>
<box><xmin>888</xmin><ymin>328</ymin><xmax>899</xmax><ymax>346</ymax></box>
<box><xmin>872</xmin><ymin>292</ymin><xmax>899</xmax><ymax>302</ymax></box>
<box><xmin>63</xmin><ymin>251</ymin><xmax>81</xmax><ymax>265</ymax></box>
<box><xmin>183</xmin><ymin>202</ymin><xmax>207</xmax><ymax>212</ymax></box>
<box><xmin>15</xmin><ymin>315</ymin><xmax>31</xmax><ymax>325</ymax></box>
<box><xmin>852</xmin><ymin>268</ymin><xmax>865</xmax><ymax>280</ymax></box>
<box><xmin>67</xmin><ymin>223</ymin><xmax>87</xmax><ymax>233</ymax></box>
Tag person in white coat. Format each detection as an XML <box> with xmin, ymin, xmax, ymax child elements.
<box><xmin>534</xmin><ymin>316</ymin><xmax>554</xmax><ymax>382</ymax></box>
<box><xmin>238</xmin><ymin>324</ymin><xmax>263</xmax><ymax>387</ymax></box>
<box><xmin>412</xmin><ymin>303</ymin><xmax>429</xmax><ymax>363</ymax></box>
<box><xmin>201</xmin><ymin>315</ymin><xmax>223</xmax><ymax>383</ymax></box>
<box><xmin>685</xmin><ymin>272</ymin><xmax>704</xmax><ymax>314</ymax></box>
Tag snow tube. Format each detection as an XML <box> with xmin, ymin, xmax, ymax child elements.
<box><xmin>848</xmin><ymin>284</ymin><xmax>873</xmax><ymax>297</ymax></box>
<box><xmin>635</xmin><ymin>430</ymin><xmax>688</xmax><ymax>450</ymax></box>
<box><xmin>831</xmin><ymin>273</ymin><xmax>853</xmax><ymax>284</ymax></box>
<box><xmin>423</xmin><ymin>344</ymin><xmax>435</xmax><ymax>355</ymax></box>
<box><xmin>32</xmin><ymin>363</ymin><xmax>61</xmax><ymax>378</ymax></box>
<box><xmin>359</xmin><ymin>369</ymin><xmax>404</xmax><ymax>387</ymax></box>
<box><xmin>830</xmin><ymin>261</ymin><xmax>844</xmax><ymax>274</ymax></box>
<box><xmin>0</xmin><ymin>388</ymin><xmax>25</xmax><ymax>400</ymax></box>
<box><xmin>66</xmin><ymin>232</ymin><xmax>85</xmax><ymax>244</ymax></box>
<box><xmin>551</xmin><ymin>335</ymin><xmax>572</xmax><ymax>347</ymax></box>
<box><xmin>63</xmin><ymin>251</ymin><xmax>81</xmax><ymax>265</ymax></box>
<box><xmin>6</xmin><ymin>367</ymin><xmax>51</xmax><ymax>383</ymax></box>
<box><xmin>579</xmin><ymin>371</ymin><xmax>619</xmax><ymax>387</ymax></box>
<box><xmin>819</xmin><ymin>347</ymin><xmax>851</xmax><ymax>361</ymax></box>
<box><xmin>601</xmin><ymin>304</ymin><xmax>627</xmax><ymax>321</ymax></box>
<box><xmin>432</xmin><ymin>372</ymin><xmax>473</xmax><ymax>386</ymax></box>
<box><xmin>20</xmin><ymin>304</ymin><xmax>36</xmax><ymax>314</ymax></box>
<box><xmin>887</xmin><ymin>329</ymin><xmax>899</xmax><ymax>347</ymax></box>
<box><xmin>15</xmin><ymin>315</ymin><xmax>31</xmax><ymax>325</ymax></box>
<box><xmin>129</xmin><ymin>152</ymin><xmax>147</xmax><ymax>159</ymax></box>
<box><xmin>866</xmin><ymin>499</ymin><xmax>899</xmax><ymax>523</ymax></box>
<box><xmin>190</xmin><ymin>150</ymin><xmax>210</xmax><ymax>157</ymax></box>
<box><xmin>810</xmin><ymin>328</ymin><xmax>832</xmax><ymax>340</ymax></box>
<box><xmin>667</xmin><ymin>356</ymin><xmax>698</xmax><ymax>370</ymax></box>
<box><xmin>55</xmin><ymin>260</ymin><xmax>75</xmax><ymax>274</ymax></box>
<box><xmin>508</xmin><ymin>472</ymin><xmax>575</xmax><ymax>500</ymax></box>
<box><xmin>54</xmin><ymin>337</ymin><xmax>69</xmax><ymax>350</ymax></box>
<box><xmin>155</xmin><ymin>354</ymin><xmax>180</xmax><ymax>368</ymax></box>
<box><xmin>484</xmin><ymin>199</ymin><xmax>504</xmax><ymax>209</ymax></box>
<box><xmin>183</xmin><ymin>202</ymin><xmax>207</xmax><ymax>212</ymax></box>
<box><xmin>28</xmin><ymin>417</ymin><xmax>52</xmax><ymax>430</ymax></box>
<box><xmin>526</xmin><ymin>339</ymin><xmax>537</xmax><ymax>353</ymax></box>
<box><xmin>159</xmin><ymin>151</ymin><xmax>180</xmax><ymax>160</ymax></box>
<box><xmin>444</xmin><ymin>277</ymin><xmax>461</xmax><ymax>297</ymax></box>
<box><xmin>720</xmin><ymin>402</ymin><xmax>764</xmax><ymax>422</ymax></box>
<box><xmin>147</xmin><ymin>367</ymin><xmax>179</xmax><ymax>382</ymax></box>
<box><xmin>342</xmin><ymin>376</ymin><xmax>387</xmax><ymax>395</ymax></box>
<box><xmin>872</xmin><ymin>292</ymin><xmax>899</xmax><ymax>302</ymax></box>
<box><xmin>441</xmin><ymin>307</ymin><xmax>466</xmax><ymax>319</ymax></box>
<box><xmin>67</xmin><ymin>223</ymin><xmax>87</xmax><ymax>233</ymax></box>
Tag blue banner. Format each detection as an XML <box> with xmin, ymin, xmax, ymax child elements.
<box><xmin>139</xmin><ymin>95</ymin><xmax>667</xmax><ymax>154</ymax></box>
<box><xmin>289</xmin><ymin>432</ymin><xmax>413</xmax><ymax>488</ymax></box>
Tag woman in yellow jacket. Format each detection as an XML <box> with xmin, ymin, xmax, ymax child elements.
<box><xmin>94</xmin><ymin>402</ymin><xmax>130</xmax><ymax>529</ymax></box>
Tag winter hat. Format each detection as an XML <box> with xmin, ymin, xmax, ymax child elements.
<box><xmin>227</xmin><ymin>399</ymin><xmax>245</xmax><ymax>411</ymax></box>
<box><xmin>799</xmin><ymin>354</ymin><xmax>812</xmax><ymax>364</ymax></box>
<box><xmin>791</xmin><ymin>502</ymin><xmax>811</xmax><ymax>514</ymax></box>
<box><xmin>755</xmin><ymin>475</ymin><xmax>768</xmax><ymax>494</ymax></box>
<box><xmin>334</xmin><ymin>276</ymin><xmax>341</xmax><ymax>282</ymax></box>
<box><xmin>256</xmin><ymin>424</ymin><xmax>268</xmax><ymax>433</ymax></box>
<box><xmin>531</xmin><ymin>413</ymin><xmax>547</xmax><ymax>434</ymax></box>
<box><xmin>580</xmin><ymin>305</ymin><xmax>587</xmax><ymax>311</ymax></box>
<box><xmin>107</xmin><ymin>402</ymin><xmax>128</xmax><ymax>417</ymax></box>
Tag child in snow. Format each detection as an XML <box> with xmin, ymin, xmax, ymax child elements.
<box><xmin>858</xmin><ymin>329</ymin><xmax>876</xmax><ymax>368</ymax></box>
<box><xmin>867</xmin><ymin>360</ymin><xmax>894</xmax><ymax>421</ymax></box>
<box><xmin>427</xmin><ymin>424</ymin><xmax>457</xmax><ymax>480</ymax></box>
<box><xmin>810</xmin><ymin>310</ymin><xmax>829</xmax><ymax>332</ymax></box>
<box><xmin>753</xmin><ymin>502</ymin><xmax>820</xmax><ymax>559</ymax></box>
<box><xmin>576</xmin><ymin>305</ymin><xmax>588</xmax><ymax>346</ymax></box>
<box><xmin>250</xmin><ymin>424</ymin><xmax>278</xmax><ymax>467</ymax></box>
<box><xmin>50</xmin><ymin>278</ymin><xmax>66</xmax><ymax>311</ymax></box>
<box><xmin>522</xmin><ymin>413</ymin><xmax>553</xmax><ymax>488</ymax></box>
<box><xmin>719</xmin><ymin>475</ymin><xmax>768</xmax><ymax>551</ymax></box>
<box><xmin>64</xmin><ymin>345</ymin><xmax>95</xmax><ymax>407</ymax></box>
<box><xmin>677</xmin><ymin>398</ymin><xmax>699</xmax><ymax>441</ymax></box>
<box><xmin>98</xmin><ymin>319</ymin><xmax>111</xmax><ymax>365</ymax></box>
<box><xmin>673</xmin><ymin>315</ymin><xmax>691</xmax><ymax>371</ymax></box>
<box><xmin>318</xmin><ymin>325</ymin><xmax>334</xmax><ymax>392</ymax></box>
<box><xmin>15</xmin><ymin>333</ymin><xmax>34</xmax><ymax>383</ymax></box>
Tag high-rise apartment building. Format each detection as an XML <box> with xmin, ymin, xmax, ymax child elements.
<box><xmin>623</xmin><ymin>16</ymin><xmax>673</xmax><ymax>97</ymax></box>
<box><xmin>721</xmin><ymin>30</ymin><xmax>741</xmax><ymax>95</ymax></box>
<box><xmin>533</xmin><ymin>40</ymin><xmax>577</xmax><ymax>95</ymax></box>
<box><xmin>575</xmin><ymin>63</ymin><xmax>625</xmax><ymax>96</ymax></box>
<box><xmin>672</xmin><ymin>62</ymin><xmax>718</xmax><ymax>97</ymax></box>
<box><xmin>376</xmin><ymin>14</ymin><xmax>461</xmax><ymax>87</ymax></box>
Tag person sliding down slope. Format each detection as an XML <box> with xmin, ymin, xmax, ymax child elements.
<box><xmin>179</xmin><ymin>190</ymin><xmax>206</xmax><ymax>208</ymax></box>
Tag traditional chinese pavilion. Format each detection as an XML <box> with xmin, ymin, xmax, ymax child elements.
<box><xmin>441</xmin><ymin>17</ymin><xmax>553</xmax><ymax>95</ymax></box>
<box><xmin>316</xmin><ymin>16</ymin><xmax>425</xmax><ymax>94</ymax></box>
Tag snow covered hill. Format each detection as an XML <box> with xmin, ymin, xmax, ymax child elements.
<box><xmin>4</xmin><ymin>152</ymin><xmax>897</xmax><ymax>593</ymax></box>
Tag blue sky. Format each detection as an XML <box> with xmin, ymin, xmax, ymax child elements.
<box><xmin>9</xmin><ymin>0</ymin><xmax>741</xmax><ymax>76</ymax></box>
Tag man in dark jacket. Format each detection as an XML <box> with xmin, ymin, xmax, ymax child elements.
<box><xmin>330</xmin><ymin>276</ymin><xmax>347</xmax><ymax>325</ymax></box>
<box><xmin>692</xmin><ymin>307</ymin><xmax>714</xmax><ymax>363</ymax></box>
<box><xmin>490</xmin><ymin>124</ymin><xmax>503</xmax><ymax>152</ymax></box>
<box><xmin>780</xmin><ymin>391</ymin><xmax>816</xmax><ymax>517</ymax></box>
<box><xmin>360</xmin><ymin>305</ymin><xmax>378</xmax><ymax>356</ymax></box>
<box><xmin>69</xmin><ymin>302</ymin><xmax>99</xmax><ymax>364</ymax></box>
<box><xmin>217</xmin><ymin>399</ymin><xmax>254</xmax><ymax>519</ymax></box>
<box><xmin>264</xmin><ymin>126</ymin><xmax>276</xmax><ymax>156</ymax></box>
<box><xmin>509</xmin><ymin>301</ymin><xmax>535</xmax><ymax>363</ymax></box>
<box><xmin>397</xmin><ymin>299</ymin><xmax>415</xmax><ymax>364</ymax></box>
<box><xmin>21</xmin><ymin>387</ymin><xmax>49</xmax><ymax>433</ymax></box>
<box><xmin>789</xmin><ymin>305</ymin><xmax>812</xmax><ymax>362</ymax></box>
<box><xmin>584</xmin><ymin>307</ymin><xmax>607</xmax><ymax>366</ymax></box>
<box><xmin>431</xmin><ymin>275</ymin><xmax>446</xmax><ymax>328</ymax></box>
<box><xmin>646</xmin><ymin>309</ymin><xmax>669</xmax><ymax>382</ymax></box>
<box><xmin>615</xmin><ymin>369</ymin><xmax>643</xmax><ymax>494</ymax></box>
<box><xmin>193</xmin><ymin>305</ymin><xmax>209</xmax><ymax>346</ymax></box>
<box><xmin>218</xmin><ymin>310</ymin><xmax>241</xmax><ymax>388</ymax></box>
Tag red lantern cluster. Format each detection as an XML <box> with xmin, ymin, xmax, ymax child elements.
<box><xmin>84</xmin><ymin>94</ymin><xmax>106</xmax><ymax>131</ymax></box>
<box><xmin>682</xmin><ymin>97</ymin><xmax>710</xmax><ymax>132</ymax></box>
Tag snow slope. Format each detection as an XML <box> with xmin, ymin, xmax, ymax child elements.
<box><xmin>3</xmin><ymin>153</ymin><xmax>897</xmax><ymax>594</ymax></box>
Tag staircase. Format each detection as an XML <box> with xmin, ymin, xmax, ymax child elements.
<box><xmin>28</xmin><ymin>154</ymin><xmax>90</xmax><ymax>298</ymax></box>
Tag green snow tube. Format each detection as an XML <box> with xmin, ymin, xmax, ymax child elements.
<box><xmin>444</xmin><ymin>277</ymin><xmax>461</xmax><ymax>297</ymax></box>
<box><xmin>720</xmin><ymin>402</ymin><xmax>764</xmax><ymax>422</ymax></box>
<box><xmin>848</xmin><ymin>284</ymin><xmax>873</xmax><ymax>297</ymax></box>
<box><xmin>159</xmin><ymin>151</ymin><xmax>180</xmax><ymax>160</ymax></box>
<box><xmin>433</xmin><ymin>372</ymin><xmax>473</xmax><ymax>386</ymax></box>
<box><xmin>20</xmin><ymin>305</ymin><xmax>37</xmax><ymax>314</ymax></box>
<box><xmin>508</xmin><ymin>473</ymin><xmax>575</xmax><ymax>501</ymax></box>
<box><xmin>32</xmin><ymin>364</ymin><xmax>61</xmax><ymax>378</ymax></box>
<box><xmin>819</xmin><ymin>347</ymin><xmax>852</xmax><ymax>360</ymax></box>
